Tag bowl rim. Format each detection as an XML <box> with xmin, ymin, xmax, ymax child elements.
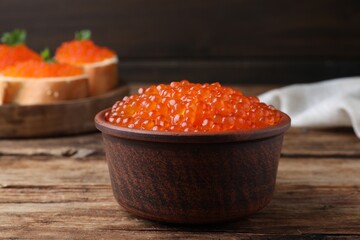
<box><xmin>95</xmin><ymin>108</ymin><xmax>291</xmax><ymax>143</ymax></box>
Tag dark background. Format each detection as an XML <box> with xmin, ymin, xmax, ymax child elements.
<box><xmin>1</xmin><ymin>0</ymin><xmax>360</xmax><ymax>84</ymax></box>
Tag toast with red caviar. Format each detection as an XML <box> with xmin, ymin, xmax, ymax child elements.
<box><xmin>55</xmin><ymin>30</ymin><xmax>118</xmax><ymax>96</ymax></box>
<box><xmin>0</xmin><ymin>47</ymin><xmax>88</xmax><ymax>105</ymax></box>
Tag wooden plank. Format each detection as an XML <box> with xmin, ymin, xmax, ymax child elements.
<box><xmin>1</xmin><ymin>231</ymin><xmax>357</xmax><ymax>240</ymax></box>
<box><xmin>0</xmin><ymin>158</ymin><xmax>109</xmax><ymax>187</ymax></box>
<box><xmin>0</xmin><ymin>184</ymin><xmax>358</xmax><ymax>232</ymax></box>
<box><xmin>0</xmin><ymin>156</ymin><xmax>359</xmax><ymax>237</ymax></box>
<box><xmin>284</xmin><ymin>128</ymin><xmax>360</xmax><ymax>157</ymax></box>
<box><xmin>119</xmin><ymin>60</ymin><xmax>360</xmax><ymax>84</ymax></box>
<box><xmin>2</xmin><ymin>1</ymin><xmax>360</xmax><ymax>84</ymax></box>
<box><xmin>1</xmin><ymin>127</ymin><xmax>359</xmax><ymax>159</ymax></box>
<box><xmin>1</xmin><ymin>0</ymin><xmax>360</xmax><ymax>58</ymax></box>
<box><xmin>0</xmin><ymin>134</ymin><xmax>103</xmax><ymax>158</ymax></box>
<box><xmin>1</xmin><ymin>155</ymin><xmax>359</xmax><ymax>208</ymax></box>
<box><xmin>1</xmin><ymin>156</ymin><xmax>359</xmax><ymax>188</ymax></box>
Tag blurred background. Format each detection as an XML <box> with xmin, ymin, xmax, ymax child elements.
<box><xmin>1</xmin><ymin>0</ymin><xmax>360</xmax><ymax>84</ymax></box>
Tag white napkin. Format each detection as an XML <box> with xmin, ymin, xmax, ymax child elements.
<box><xmin>258</xmin><ymin>77</ymin><xmax>360</xmax><ymax>138</ymax></box>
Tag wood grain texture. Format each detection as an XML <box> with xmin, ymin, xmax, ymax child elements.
<box><xmin>0</xmin><ymin>157</ymin><xmax>359</xmax><ymax>238</ymax></box>
<box><xmin>119</xmin><ymin>60</ymin><xmax>360</xmax><ymax>84</ymax></box>
<box><xmin>1</xmin><ymin>1</ymin><xmax>360</xmax><ymax>84</ymax></box>
<box><xmin>0</xmin><ymin>0</ymin><xmax>360</xmax><ymax>58</ymax></box>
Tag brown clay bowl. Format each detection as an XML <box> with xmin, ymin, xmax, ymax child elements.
<box><xmin>95</xmin><ymin>109</ymin><xmax>291</xmax><ymax>224</ymax></box>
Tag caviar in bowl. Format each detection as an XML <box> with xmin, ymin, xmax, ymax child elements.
<box><xmin>95</xmin><ymin>81</ymin><xmax>291</xmax><ymax>224</ymax></box>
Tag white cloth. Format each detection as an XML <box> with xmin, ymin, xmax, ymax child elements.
<box><xmin>258</xmin><ymin>77</ymin><xmax>360</xmax><ymax>138</ymax></box>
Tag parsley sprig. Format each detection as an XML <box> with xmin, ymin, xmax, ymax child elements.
<box><xmin>1</xmin><ymin>29</ymin><xmax>27</xmax><ymax>46</ymax></box>
<box><xmin>75</xmin><ymin>29</ymin><xmax>91</xmax><ymax>40</ymax></box>
<box><xmin>41</xmin><ymin>48</ymin><xmax>55</xmax><ymax>63</ymax></box>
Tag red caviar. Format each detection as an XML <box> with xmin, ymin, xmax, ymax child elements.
<box><xmin>0</xmin><ymin>44</ymin><xmax>41</xmax><ymax>72</ymax></box>
<box><xmin>55</xmin><ymin>40</ymin><xmax>115</xmax><ymax>65</ymax></box>
<box><xmin>105</xmin><ymin>81</ymin><xmax>281</xmax><ymax>132</ymax></box>
<box><xmin>2</xmin><ymin>60</ymin><xmax>84</xmax><ymax>78</ymax></box>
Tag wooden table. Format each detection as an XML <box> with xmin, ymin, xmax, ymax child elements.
<box><xmin>1</xmin><ymin>85</ymin><xmax>359</xmax><ymax>239</ymax></box>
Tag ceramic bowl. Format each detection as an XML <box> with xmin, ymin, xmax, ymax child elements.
<box><xmin>95</xmin><ymin>109</ymin><xmax>290</xmax><ymax>224</ymax></box>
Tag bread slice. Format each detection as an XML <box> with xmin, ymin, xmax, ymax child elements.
<box><xmin>81</xmin><ymin>56</ymin><xmax>118</xmax><ymax>97</ymax></box>
<box><xmin>0</xmin><ymin>74</ymin><xmax>88</xmax><ymax>105</ymax></box>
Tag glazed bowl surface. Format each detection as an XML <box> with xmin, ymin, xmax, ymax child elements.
<box><xmin>95</xmin><ymin>109</ymin><xmax>291</xmax><ymax>224</ymax></box>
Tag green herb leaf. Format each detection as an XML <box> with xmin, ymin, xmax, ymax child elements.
<box><xmin>1</xmin><ymin>29</ymin><xmax>27</xmax><ymax>46</ymax></box>
<box><xmin>75</xmin><ymin>29</ymin><xmax>91</xmax><ymax>40</ymax></box>
<box><xmin>41</xmin><ymin>48</ymin><xmax>55</xmax><ymax>63</ymax></box>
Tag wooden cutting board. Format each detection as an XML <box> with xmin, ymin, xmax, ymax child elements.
<box><xmin>0</xmin><ymin>85</ymin><xmax>129</xmax><ymax>138</ymax></box>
